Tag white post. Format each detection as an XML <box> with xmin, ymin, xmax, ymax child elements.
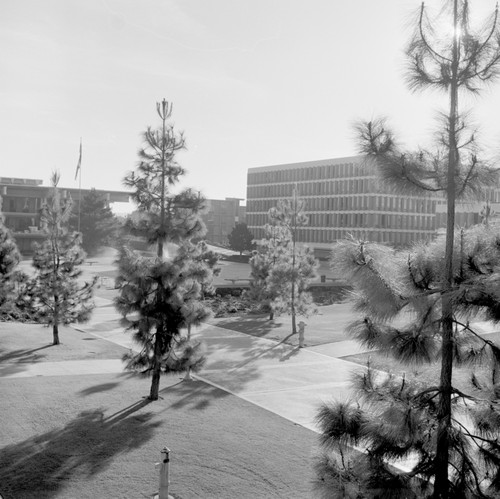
<box><xmin>183</xmin><ymin>367</ymin><xmax>193</xmax><ymax>381</ymax></box>
<box><xmin>158</xmin><ymin>447</ymin><xmax>170</xmax><ymax>499</ymax></box>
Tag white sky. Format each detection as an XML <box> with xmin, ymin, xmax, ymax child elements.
<box><xmin>2</xmin><ymin>0</ymin><xmax>500</xmax><ymax>204</ymax></box>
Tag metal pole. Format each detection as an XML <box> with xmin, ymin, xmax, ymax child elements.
<box><xmin>77</xmin><ymin>157</ymin><xmax>82</xmax><ymax>234</ymax></box>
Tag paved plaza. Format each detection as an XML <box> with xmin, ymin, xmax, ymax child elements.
<box><xmin>10</xmin><ymin>249</ymin><xmax>500</xmax><ymax>435</ymax></box>
<box><xmin>8</xmin><ymin>247</ymin><xmax>373</xmax><ymax>434</ymax></box>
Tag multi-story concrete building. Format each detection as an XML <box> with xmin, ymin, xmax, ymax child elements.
<box><xmin>435</xmin><ymin>188</ymin><xmax>500</xmax><ymax>230</ymax></box>
<box><xmin>0</xmin><ymin>177</ymin><xmax>130</xmax><ymax>254</ymax></box>
<box><xmin>201</xmin><ymin>197</ymin><xmax>245</xmax><ymax>245</ymax></box>
<box><xmin>246</xmin><ymin>156</ymin><xmax>440</xmax><ymax>252</ymax></box>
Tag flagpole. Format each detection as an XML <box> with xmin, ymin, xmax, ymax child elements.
<box><xmin>75</xmin><ymin>138</ymin><xmax>82</xmax><ymax>233</ymax></box>
<box><xmin>78</xmin><ymin>160</ymin><xmax>82</xmax><ymax>233</ymax></box>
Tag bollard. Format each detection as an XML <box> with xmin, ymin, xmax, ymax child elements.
<box><xmin>155</xmin><ymin>447</ymin><xmax>171</xmax><ymax>499</ymax></box>
<box><xmin>298</xmin><ymin>321</ymin><xmax>306</xmax><ymax>348</ymax></box>
<box><xmin>183</xmin><ymin>367</ymin><xmax>193</xmax><ymax>381</ymax></box>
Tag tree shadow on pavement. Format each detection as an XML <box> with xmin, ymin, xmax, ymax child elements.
<box><xmin>192</xmin><ymin>332</ymin><xmax>301</xmax><ymax>395</ymax></box>
<box><xmin>212</xmin><ymin>315</ymin><xmax>283</xmax><ymax>340</ymax></box>
<box><xmin>0</xmin><ymin>345</ymin><xmax>53</xmax><ymax>364</ymax></box>
<box><xmin>214</xmin><ymin>332</ymin><xmax>300</xmax><ymax>370</ymax></box>
<box><xmin>279</xmin><ymin>346</ymin><xmax>301</xmax><ymax>362</ymax></box>
<box><xmin>211</xmin><ymin>314</ymin><xmax>318</xmax><ymax>348</ymax></box>
<box><xmin>76</xmin><ymin>372</ymin><xmax>137</xmax><ymax>397</ymax></box>
<box><xmin>78</xmin><ymin>382</ymin><xmax>122</xmax><ymax>396</ymax></box>
<box><xmin>0</xmin><ymin>399</ymin><xmax>160</xmax><ymax>499</ymax></box>
<box><xmin>162</xmin><ymin>379</ymin><xmax>230</xmax><ymax>410</ymax></box>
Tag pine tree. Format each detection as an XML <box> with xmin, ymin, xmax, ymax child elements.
<box><xmin>315</xmin><ymin>227</ymin><xmax>500</xmax><ymax>498</ymax></box>
<box><xmin>118</xmin><ymin>99</ymin><xmax>211</xmax><ymax>401</ymax></box>
<box><xmin>316</xmin><ymin>1</ymin><xmax>500</xmax><ymax>497</ymax></box>
<box><xmin>192</xmin><ymin>240</ymin><xmax>220</xmax><ymax>300</ymax></box>
<box><xmin>30</xmin><ymin>172</ymin><xmax>96</xmax><ymax>345</ymax></box>
<box><xmin>116</xmin><ymin>242</ymin><xmax>210</xmax><ymax>388</ymax></box>
<box><xmin>0</xmin><ymin>198</ymin><xmax>22</xmax><ymax>319</ymax></box>
<box><xmin>268</xmin><ymin>191</ymin><xmax>318</xmax><ymax>333</ymax></box>
<box><xmin>245</xmin><ymin>223</ymin><xmax>291</xmax><ymax>320</ymax></box>
<box><xmin>227</xmin><ymin>222</ymin><xmax>254</xmax><ymax>256</ymax></box>
<box><xmin>243</xmin><ymin>224</ymin><xmax>290</xmax><ymax>320</ymax></box>
<box><xmin>183</xmin><ymin>240</ymin><xmax>219</xmax><ymax>381</ymax></box>
<box><xmin>69</xmin><ymin>189</ymin><xmax>120</xmax><ymax>256</ymax></box>
<box><xmin>267</xmin><ymin>241</ymin><xmax>317</xmax><ymax>331</ymax></box>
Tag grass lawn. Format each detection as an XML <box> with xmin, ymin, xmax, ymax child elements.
<box><xmin>0</xmin><ymin>323</ymin><xmax>125</xmax><ymax>365</ymax></box>
<box><xmin>342</xmin><ymin>331</ymin><xmax>500</xmax><ymax>393</ymax></box>
<box><xmin>0</xmin><ymin>323</ymin><xmax>318</xmax><ymax>499</ymax></box>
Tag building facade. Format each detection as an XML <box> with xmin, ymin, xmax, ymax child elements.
<box><xmin>201</xmin><ymin>197</ymin><xmax>245</xmax><ymax>245</ymax></box>
<box><xmin>0</xmin><ymin>177</ymin><xmax>130</xmax><ymax>254</ymax></box>
<box><xmin>435</xmin><ymin>187</ymin><xmax>500</xmax><ymax>230</ymax></box>
<box><xmin>246</xmin><ymin>156</ymin><xmax>441</xmax><ymax>251</ymax></box>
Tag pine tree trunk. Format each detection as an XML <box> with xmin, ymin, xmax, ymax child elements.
<box><xmin>183</xmin><ymin>324</ymin><xmax>193</xmax><ymax>381</ymax></box>
<box><xmin>149</xmin><ymin>364</ymin><xmax>161</xmax><ymax>400</ymax></box>
<box><xmin>433</xmin><ymin>3</ymin><xmax>459</xmax><ymax>496</ymax></box>
<box><xmin>149</xmin><ymin>330</ymin><xmax>162</xmax><ymax>401</ymax></box>
<box><xmin>52</xmin><ymin>322</ymin><xmax>60</xmax><ymax>345</ymax></box>
<box><xmin>434</xmin><ymin>300</ymin><xmax>454</xmax><ymax>498</ymax></box>
<box><xmin>152</xmin><ymin>106</ymin><xmax>167</xmax><ymax>399</ymax></box>
<box><xmin>53</xmin><ymin>293</ymin><xmax>60</xmax><ymax>345</ymax></box>
<box><xmin>269</xmin><ymin>310</ymin><xmax>274</xmax><ymax>320</ymax></box>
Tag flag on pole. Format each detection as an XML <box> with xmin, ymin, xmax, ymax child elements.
<box><xmin>75</xmin><ymin>138</ymin><xmax>82</xmax><ymax>180</ymax></box>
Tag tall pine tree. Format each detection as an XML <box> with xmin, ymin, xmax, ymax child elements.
<box><xmin>245</xmin><ymin>223</ymin><xmax>291</xmax><ymax>320</ymax></box>
<box><xmin>316</xmin><ymin>1</ymin><xmax>500</xmax><ymax>497</ymax></box>
<box><xmin>30</xmin><ymin>172</ymin><xmax>96</xmax><ymax>345</ymax></box>
<box><xmin>117</xmin><ymin>99</ymin><xmax>212</xmax><ymax>401</ymax></box>
<box><xmin>268</xmin><ymin>192</ymin><xmax>318</xmax><ymax>333</ymax></box>
<box><xmin>315</xmin><ymin>226</ymin><xmax>500</xmax><ymax>498</ymax></box>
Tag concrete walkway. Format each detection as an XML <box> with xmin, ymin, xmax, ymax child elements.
<box><xmin>5</xmin><ymin>291</ymin><xmax>500</xmax><ymax>434</ymax></box>
<box><xmin>191</xmin><ymin>325</ymin><xmax>366</xmax><ymax>431</ymax></box>
<box><xmin>76</xmin><ymin>299</ymin><xmax>500</xmax><ymax>432</ymax></box>
<box><xmin>0</xmin><ymin>358</ymin><xmax>124</xmax><ymax>378</ymax></box>
<box><xmin>70</xmin><ymin>296</ymin><xmax>371</xmax><ymax>432</ymax></box>
<box><xmin>1</xmin><ymin>290</ymin><xmax>372</xmax><ymax>433</ymax></box>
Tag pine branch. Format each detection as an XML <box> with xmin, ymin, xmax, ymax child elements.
<box><xmin>453</xmin><ymin>319</ymin><xmax>500</xmax><ymax>353</ymax></box>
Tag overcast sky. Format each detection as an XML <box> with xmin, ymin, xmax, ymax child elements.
<box><xmin>3</xmin><ymin>0</ymin><xmax>500</xmax><ymax>205</ymax></box>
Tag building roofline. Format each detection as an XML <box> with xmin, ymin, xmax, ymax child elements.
<box><xmin>247</xmin><ymin>155</ymin><xmax>365</xmax><ymax>173</ymax></box>
<box><xmin>0</xmin><ymin>183</ymin><xmax>130</xmax><ymax>203</ymax></box>
<box><xmin>0</xmin><ymin>177</ymin><xmax>43</xmax><ymax>186</ymax></box>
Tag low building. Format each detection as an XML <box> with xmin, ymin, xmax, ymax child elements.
<box><xmin>0</xmin><ymin>177</ymin><xmax>130</xmax><ymax>254</ymax></box>
<box><xmin>246</xmin><ymin>156</ymin><xmax>441</xmax><ymax>254</ymax></box>
<box><xmin>201</xmin><ymin>197</ymin><xmax>245</xmax><ymax>245</ymax></box>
